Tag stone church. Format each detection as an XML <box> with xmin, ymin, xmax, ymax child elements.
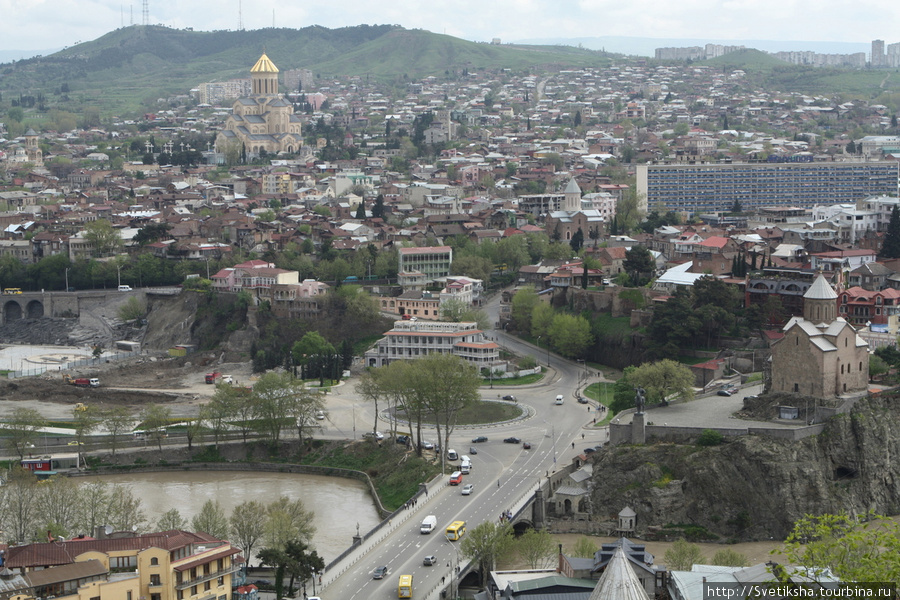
<box><xmin>769</xmin><ymin>274</ymin><xmax>869</xmax><ymax>398</ymax></box>
<box><xmin>215</xmin><ymin>52</ymin><xmax>304</xmax><ymax>157</ymax></box>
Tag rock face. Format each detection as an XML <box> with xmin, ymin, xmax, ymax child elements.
<box><xmin>590</xmin><ymin>395</ymin><xmax>900</xmax><ymax>540</ymax></box>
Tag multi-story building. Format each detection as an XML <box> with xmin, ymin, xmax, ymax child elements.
<box><xmin>398</xmin><ymin>246</ymin><xmax>453</xmax><ymax>284</ymax></box>
<box><xmin>636</xmin><ymin>162</ymin><xmax>900</xmax><ymax>214</ymax></box>
<box><xmin>3</xmin><ymin>529</ymin><xmax>241</xmax><ymax>600</ymax></box>
<box><xmin>364</xmin><ymin>320</ymin><xmax>499</xmax><ymax>369</ymax></box>
<box><xmin>872</xmin><ymin>39</ymin><xmax>886</xmax><ymax>67</ymax></box>
<box><xmin>197</xmin><ymin>80</ymin><xmax>251</xmax><ymax>105</ymax></box>
<box><xmin>270</xmin><ymin>279</ymin><xmax>329</xmax><ymax>320</ymax></box>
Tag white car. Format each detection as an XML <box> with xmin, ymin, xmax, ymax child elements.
<box><xmin>363</xmin><ymin>431</ymin><xmax>384</xmax><ymax>440</ymax></box>
<box><xmin>315</xmin><ymin>410</ymin><xmax>325</xmax><ymax>420</ymax></box>
<box><xmin>555</xmin><ymin>395</ymin><xmax>564</xmax><ymax>405</ymax></box>
<box><xmin>461</xmin><ymin>484</ymin><xmax>474</xmax><ymax>495</ymax></box>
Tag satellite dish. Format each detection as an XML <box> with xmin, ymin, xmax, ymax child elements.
<box><xmin>132</xmin><ymin>525</ymin><xmax>138</xmax><ymax>532</ymax></box>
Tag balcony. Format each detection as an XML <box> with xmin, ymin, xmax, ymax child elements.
<box><xmin>175</xmin><ymin>564</ymin><xmax>240</xmax><ymax>590</ymax></box>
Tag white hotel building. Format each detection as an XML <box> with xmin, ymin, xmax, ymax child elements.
<box><xmin>364</xmin><ymin>320</ymin><xmax>500</xmax><ymax>369</ymax></box>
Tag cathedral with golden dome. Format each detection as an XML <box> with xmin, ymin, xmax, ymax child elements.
<box><xmin>215</xmin><ymin>52</ymin><xmax>304</xmax><ymax>157</ymax></box>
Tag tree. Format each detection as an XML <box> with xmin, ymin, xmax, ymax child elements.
<box><xmin>880</xmin><ymin>205</ymin><xmax>900</xmax><ymax>259</ymax></box>
<box><xmin>628</xmin><ymin>359</ymin><xmax>696</xmax><ymax>404</ymax></box>
<box><xmin>530</xmin><ymin>302</ymin><xmax>555</xmax><ymax>340</ymax></box>
<box><xmin>71</xmin><ymin>404</ymin><xmax>100</xmax><ymax>464</ymax></box>
<box><xmin>460</xmin><ymin>521</ymin><xmax>516</xmax><ymax>587</ymax></box>
<box><xmin>283</xmin><ymin>539</ymin><xmax>325</xmax><ymax>597</ymax></box>
<box><xmin>572</xmin><ymin>536</ymin><xmax>598</xmax><ymax>558</ymax></box>
<box><xmin>252</xmin><ymin>371</ymin><xmax>306</xmax><ymax>444</ymax></box>
<box><xmin>711</xmin><ymin>548</ymin><xmax>748</xmax><ymax>567</ymax></box>
<box><xmin>617</xmin><ymin>187</ymin><xmax>645</xmax><ymax>232</ymax></box>
<box><xmin>264</xmin><ymin>497</ymin><xmax>316</xmax><ymax>555</ymax></box>
<box><xmin>510</xmin><ymin>287</ymin><xmax>539</xmax><ymax>333</ymax></box>
<box><xmin>569</xmin><ymin>228</ymin><xmax>584</xmax><ymax>252</ymax></box>
<box><xmin>624</xmin><ymin>245</ymin><xmax>655</xmax><ymax>286</ymax></box>
<box><xmin>191</xmin><ymin>499</ymin><xmax>230</xmax><ymax>539</ymax></box>
<box><xmin>231</xmin><ymin>501</ymin><xmax>267</xmax><ymax>567</ymax></box>
<box><xmin>139</xmin><ymin>404</ymin><xmax>172</xmax><ymax>452</ymax></box>
<box><xmin>780</xmin><ymin>513</ymin><xmax>900</xmax><ymax>583</ymax></box>
<box><xmin>548</xmin><ymin>313</ymin><xmax>593</xmax><ymax>358</ymax></box>
<box><xmin>118</xmin><ymin>296</ymin><xmax>146</xmax><ymax>322</ymax></box>
<box><xmin>3</xmin><ymin>468</ymin><xmax>39</xmax><ymax>542</ymax></box>
<box><xmin>258</xmin><ymin>547</ymin><xmax>290</xmax><ymax>600</ymax></box>
<box><xmin>106</xmin><ymin>486</ymin><xmax>147</xmax><ymax>532</ymax></box>
<box><xmin>6</xmin><ymin>407</ymin><xmax>45</xmax><ymax>458</ymax></box>
<box><xmin>83</xmin><ymin>219</ymin><xmax>123</xmax><ymax>257</ymax></box>
<box><xmin>157</xmin><ymin>508</ymin><xmax>187</xmax><ymax>531</ymax></box>
<box><xmin>664</xmin><ymin>538</ymin><xmax>703</xmax><ymax>570</ymax></box>
<box><xmin>372</xmin><ymin>194</ymin><xmax>386</xmax><ymax>219</ymax></box>
<box><xmin>354</xmin><ymin>200</ymin><xmax>366</xmax><ymax>219</ymax></box>
<box><xmin>517</xmin><ymin>528</ymin><xmax>556</xmax><ymax>568</ymax></box>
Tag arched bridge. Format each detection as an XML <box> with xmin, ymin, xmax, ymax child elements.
<box><xmin>0</xmin><ymin>288</ymin><xmax>155</xmax><ymax>324</ymax></box>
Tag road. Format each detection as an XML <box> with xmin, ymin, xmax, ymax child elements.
<box><xmin>317</xmin><ymin>290</ymin><xmax>605</xmax><ymax>600</ymax></box>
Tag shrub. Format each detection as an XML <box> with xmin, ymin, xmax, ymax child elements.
<box><xmin>697</xmin><ymin>429</ymin><xmax>724</xmax><ymax>446</ymax></box>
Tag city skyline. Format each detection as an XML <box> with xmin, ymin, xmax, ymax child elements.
<box><xmin>2</xmin><ymin>0</ymin><xmax>900</xmax><ymax>59</ymax></box>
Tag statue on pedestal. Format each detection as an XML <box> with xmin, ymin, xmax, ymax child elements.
<box><xmin>635</xmin><ymin>387</ymin><xmax>646</xmax><ymax>414</ymax></box>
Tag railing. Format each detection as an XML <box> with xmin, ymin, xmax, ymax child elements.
<box><xmin>175</xmin><ymin>564</ymin><xmax>240</xmax><ymax>590</ymax></box>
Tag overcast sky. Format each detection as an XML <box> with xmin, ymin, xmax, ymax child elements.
<box><xmin>3</xmin><ymin>0</ymin><xmax>899</xmax><ymax>55</ymax></box>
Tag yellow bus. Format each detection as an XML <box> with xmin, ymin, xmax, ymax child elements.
<box><xmin>446</xmin><ymin>520</ymin><xmax>466</xmax><ymax>541</ymax></box>
<box><xmin>3</xmin><ymin>288</ymin><xmax>22</xmax><ymax>294</ymax></box>
<box><xmin>398</xmin><ymin>574</ymin><xmax>413</xmax><ymax>598</ymax></box>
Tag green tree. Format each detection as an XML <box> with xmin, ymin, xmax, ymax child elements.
<box><xmin>624</xmin><ymin>245</ymin><xmax>655</xmax><ymax>286</ymax></box>
<box><xmin>530</xmin><ymin>302</ymin><xmax>555</xmax><ymax>340</ymax></box>
<box><xmin>572</xmin><ymin>536</ymin><xmax>598</xmax><ymax>558</ymax></box>
<box><xmin>460</xmin><ymin>521</ymin><xmax>516</xmax><ymax>587</ymax></box>
<box><xmin>780</xmin><ymin>513</ymin><xmax>900</xmax><ymax>583</ymax></box>
<box><xmin>548</xmin><ymin>313</ymin><xmax>593</xmax><ymax>358</ymax></box>
<box><xmin>881</xmin><ymin>205</ymin><xmax>900</xmax><ymax>258</ymax></box>
<box><xmin>617</xmin><ymin>187</ymin><xmax>645</xmax><ymax>233</ymax></box>
<box><xmin>252</xmin><ymin>371</ymin><xmax>307</xmax><ymax>444</ymax></box>
<box><xmin>517</xmin><ymin>528</ymin><xmax>557</xmax><ymax>569</ymax></box>
<box><xmin>510</xmin><ymin>287</ymin><xmax>539</xmax><ymax>333</ymax></box>
<box><xmin>451</xmin><ymin>255</ymin><xmax>493</xmax><ymax>282</ymax></box>
<box><xmin>291</xmin><ymin>331</ymin><xmax>335</xmax><ymax>367</ymax></box>
<box><xmin>664</xmin><ymin>538</ymin><xmax>703</xmax><ymax>570</ymax></box>
<box><xmin>138</xmin><ymin>404</ymin><xmax>172</xmax><ymax>452</ymax></box>
<box><xmin>6</xmin><ymin>407</ymin><xmax>45</xmax><ymax>458</ymax></box>
<box><xmin>355</xmin><ymin>201</ymin><xmax>366</xmax><ymax>219</ymax></box>
<box><xmin>156</xmin><ymin>508</ymin><xmax>187</xmax><ymax>531</ymax></box>
<box><xmin>628</xmin><ymin>359</ymin><xmax>695</xmax><ymax>404</ymax></box>
<box><xmin>264</xmin><ymin>496</ymin><xmax>316</xmax><ymax>551</ymax></box>
<box><xmin>711</xmin><ymin>548</ymin><xmax>748</xmax><ymax>567</ymax></box>
<box><xmin>231</xmin><ymin>501</ymin><xmax>267</xmax><ymax>567</ymax></box>
<box><xmin>100</xmin><ymin>406</ymin><xmax>134</xmax><ymax>458</ymax></box>
<box><xmin>570</xmin><ymin>228</ymin><xmax>584</xmax><ymax>252</ymax></box>
<box><xmin>83</xmin><ymin>219</ymin><xmax>123</xmax><ymax>257</ymax></box>
<box><xmin>191</xmin><ymin>499</ymin><xmax>230</xmax><ymax>539</ymax></box>
<box><xmin>117</xmin><ymin>296</ymin><xmax>146</xmax><ymax>322</ymax></box>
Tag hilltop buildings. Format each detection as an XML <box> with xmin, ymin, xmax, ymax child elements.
<box><xmin>215</xmin><ymin>52</ymin><xmax>304</xmax><ymax>157</ymax></box>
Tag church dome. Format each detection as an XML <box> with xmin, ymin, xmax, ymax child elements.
<box><xmin>804</xmin><ymin>274</ymin><xmax>837</xmax><ymax>300</ymax></box>
<box><xmin>250</xmin><ymin>52</ymin><xmax>279</xmax><ymax>74</ymax></box>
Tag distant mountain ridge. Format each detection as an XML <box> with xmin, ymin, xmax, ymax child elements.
<box><xmin>513</xmin><ymin>35</ymin><xmax>870</xmax><ymax>58</ymax></box>
<box><xmin>0</xmin><ymin>24</ymin><xmax>607</xmax><ymax>114</ymax></box>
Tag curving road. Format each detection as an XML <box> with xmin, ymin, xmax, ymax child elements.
<box><xmin>316</xmin><ymin>291</ymin><xmax>605</xmax><ymax>600</ymax></box>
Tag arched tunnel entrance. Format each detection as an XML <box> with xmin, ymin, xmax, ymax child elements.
<box><xmin>26</xmin><ymin>299</ymin><xmax>44</xmax><ymax>318</ymax></box>
<box><xmin>3</xmin><ymin>300</ymin><xmax>22</xmax><ymax>323</ymax></box>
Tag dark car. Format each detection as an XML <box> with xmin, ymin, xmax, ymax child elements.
<box><xmin>472</xmin><ymin>436</ymin><xmax>488</xmax><ymax>443</ymax></box>
<box><xmin>503</xmin><ymin>437</ymin><xmax>521</xmax><ymax>444</ymax></box>
<box><xmin>423</xmin><ymin>555</ymin><xmax>436</xmax><ymax>566</ymax></box>
<box><xmin>584</xmin><ymin>447</ymin><xmax>598</xmax><ymax>454</ymax></box>
<box><xmin>252</xmin><ymin>579</ymin><xmax>272</xmax><ymax>588</ymax></box>
<box><xmin>373</xmin><ymin>566</ymin><xmax>388</xmax><ymax>579</ymax></box>
<box><xmin>396</xmin><ymin>434</ymin><xmax>410</xmax><ymax>445</ymax></box>
<box><xmin>502</xmin><ymin>394</ymin><xmax>516</xmax><ymax>401</ymax></box>
<box><xmin>523</xmin><ymin>441</ymin><xmax>532</xmax><ymax>449</ymax></box>
<box><xmin>469</xmin><ymin>446</ymin><xmax>478</xmax><ymax>455</ymax></box>
<box><xmin>577</xmin><ymin>396</ymin><xmax>589</xmax><ymax>404</ymax></box>
<box><xmin>717</xmin><ymin>389</ymin><xmax>733</xmax><ymax>396</ymax></box>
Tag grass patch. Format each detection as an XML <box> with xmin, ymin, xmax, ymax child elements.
<box><xmin>745</xmin><ymin>372</ymin><xmax>762</xmax><ymax>383</ymax></box>
<box><xmin>300</xmin><ymin>442</ymin><xmax>441</xmax><ymax>510</ymax></box>
<box><xmin>485</xmin><ymin>371</ymin><xmax>545</xmax><ymax>386</ymax></box>
<box><xmin>397</xmin><ymin>400</ymin><xmax>523</xmax><ymax>427</ymax></box>
<box><xmin>678</xmin><ymin>356</ymin><xmax>711</xmax><ymax>366</ymax></box>
<box><xmin>591</xmin><ymin>312</ymin><xmax>635</xmax><ymax>335</ymax></box>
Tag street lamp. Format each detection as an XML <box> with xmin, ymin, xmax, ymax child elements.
<box><xmin>445</xmin><ymin>534</ymin><xmax>461</xmax><ymax>600</ymax></box>
<box><xmin>542</xmin><ymin>419</ymin><xmax>557</xmax><ymax>465</ymax></box>
<box><xmin>64</xmin><ymin>267</ymin><xmax>69</xmax><ymax>292</ymax></box>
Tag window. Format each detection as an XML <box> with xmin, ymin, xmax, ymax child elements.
<box><xmin>150</xmin><ymin>574</ymin><xmax>161</xmax><ymax>586</ymax></box>
<box><xmin>150</xmin><ymin>557</ymin><xmax>159</xmax><ymax>566</ymax></box>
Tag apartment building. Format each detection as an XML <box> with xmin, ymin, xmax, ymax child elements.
<box><xmin>636</xmin><ymin>162</ymin><xmax>900</xmax><ymax>214</ymax></box>
<box><xmin>398</xmin><ymin>246</ymin><xmax>453</xmax><ymax>283</ymax></box>
<box><xmin>364</xmin><ymin>320</ymin><xmax>499</xmax><ymax>369</ymax></box>
<box><xmin>3</xmin><ymin>529</ymin><xmax>241</xmax><ymax>600</ymax></box>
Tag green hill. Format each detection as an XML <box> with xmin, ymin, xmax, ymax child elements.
<box><xmin>0</xmin><ymin>24</ymin><xmax>608</xmax><ymax>115</ymax></box>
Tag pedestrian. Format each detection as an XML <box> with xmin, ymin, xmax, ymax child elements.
<box><xmin>582</xmin><ymin>433</ymin><xmax>585</xmax><ymax>440</ymax></box>
<box><xmin>571</xmin><ymin>442</ymin><xmax>575</xmax><ymax>449</ymax></box>
<box><xmin>497</xmin><ymin>479</ymin><xmax>500</xmax><ymax>488</ymax></box>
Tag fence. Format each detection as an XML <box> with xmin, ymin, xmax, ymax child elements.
<box><xmin>4</xmin><ymin>349</ymin><xmax>139</xmax><ymax>379</ymax></box>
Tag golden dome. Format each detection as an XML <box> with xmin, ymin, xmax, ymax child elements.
<box><xmin>250</xmin><ymin>52</ymin><xmax>279</xmax><ymax>73</ymax></box>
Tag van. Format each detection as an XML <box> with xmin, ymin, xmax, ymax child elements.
<box><xmin>447</xmin><ymin>449</ymin><xmax>459</xmax><ymax>461</ymax></box>
<box><xmin>420</xmin><ymin>515</ymin><xmax>437</xmax><ymax>534</ymax></box>
<box><xmin>117</xmin><ymin>285</ymin><xmax>132</xmax><ymax>292</ymax></box>
<box><xmin>449</xmin><ymin>471</ymin><xmax>463</xmax><ymax>485</ymax></box>
<box><xmin>460</xmin><ymin>456</ymin><xmax>471</xmax><ymax>474</ymax></box>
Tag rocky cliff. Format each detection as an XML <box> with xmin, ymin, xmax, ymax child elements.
<box><xmin>590</xmin><ymin>394</ymin><xmax>900</xmax><ymax>540</ymax></box>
